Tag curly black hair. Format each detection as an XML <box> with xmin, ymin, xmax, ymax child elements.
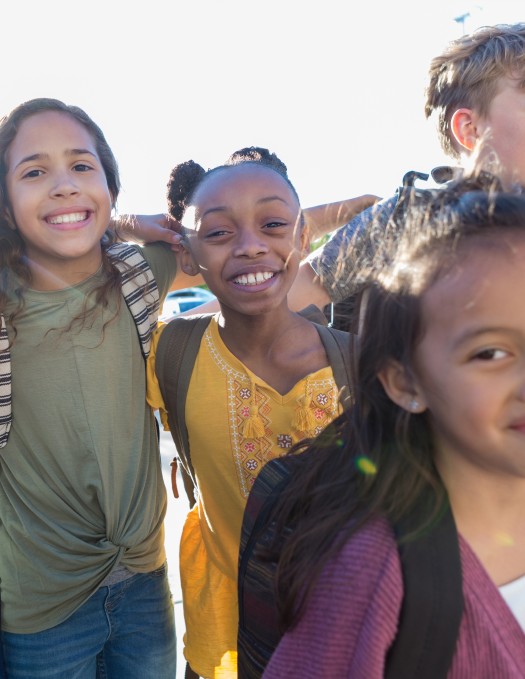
<box><xmin>166</xmin><ymin>146</ymin><xmax>299</xmax><ymax>221</ymax></box>
<box><xmin>225</xmin><ymin>146</ymin><xmax>289</xmax><ymax>176</ymax></box>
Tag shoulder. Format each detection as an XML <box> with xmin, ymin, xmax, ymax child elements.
<box><xmin>320</xmin><ymin>517</ymin><xmax>402</xmax><ymax>597</ymax></box>
<box><xmin>303</xmin><ymin>517</ymin><xmax>402</xmax><ymax>617</ymax></box>
<box><xmin>152</xmin><ymin>313</ymin><xmax>214</xmax><ymax>369</ymax></box>
<box><xmin>264</xmin><ymin>517</ymin><xmax>402</xmax><ymax>678</ymax></box>
<box><xmin>135</xmin><ymin>242</ymin><xmax>178</xmax><ymax>300</ymax></box>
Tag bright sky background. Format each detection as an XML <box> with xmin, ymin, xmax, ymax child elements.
<box><xmin>1</xmin><ymin>1</ymin><xmax>523</xmax><ymax>219</ymax></box>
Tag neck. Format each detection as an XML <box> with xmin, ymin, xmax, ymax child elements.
<box><xmin>27</xmin><ymin>252</ymin><xmax>104</xmax><ymax>291</ymax></box>
<box><xmin>217</xmin><ymin>303</ymin><xmax>297</xmax><ymax>358</ymax></box>
<box><xmin>215</xmin><ymin>301</ymin><xmax>327</xmax><ymax>395</ymax></box>
<box><xmin>441</xmin><ymin>464</ymin><xmax>525</xmax><ymax>584</ymax></box>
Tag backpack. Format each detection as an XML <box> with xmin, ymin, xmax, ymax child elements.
<box><xmin>0</xmin><ymin>242</ymin><xmax>160</xmax><ymax>449</ymax></box>
<box><xmin>237</xmin><ymin>444</ymin><xmax>464</xmax><ymax>679</ymax></box>
<box><xmin>154</xmin><ymin>305</ymin><xmax>353</xmax><ymax>506</ymax></box>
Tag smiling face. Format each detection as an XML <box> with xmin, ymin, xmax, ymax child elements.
<box><xmin>181</xmin><ymin>163</ymin><xmax>306</xmax><ymax>316</ymax></box>
<box><xmin>5</xmin><ymin>110</ymin><xmax>113</xmax><ymax>289</ymax></box>
<box><xmin>409</xmin><ymin>235</ymin><xmax>525</xmax><ymax>483</ymax></box>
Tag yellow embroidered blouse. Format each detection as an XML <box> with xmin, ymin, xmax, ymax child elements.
<box><xmin>147</xmin><ymin>317</ymin><xmax>342</xmax><ymax>678</ymax></box>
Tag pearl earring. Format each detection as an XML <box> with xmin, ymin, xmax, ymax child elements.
<box><xmin>409</xmin><ymin>399</ymin><xmax>419</xmax><ymax>412</ymax></box>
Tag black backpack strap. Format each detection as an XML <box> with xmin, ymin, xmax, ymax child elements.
<box><xmin>386</xmin><ymin>504</ymin><xmax>463</xmax><ymax>679</ymax></box>
<box><xmin>296</xmin><ymin>304</ymin><xmax>328</xmax><ymax>326</ymax></box>
<box><xmin>155</xmin><ymin>314</ymin><xmax>213</xmax><ymax>496</ymax></box>
<box><xmin>312</xmin><ymin>323</ymin><xmax>352</xmax><ymax>409</ymax></box>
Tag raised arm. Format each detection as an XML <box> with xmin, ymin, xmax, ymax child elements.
<box><xmin>112</xmin><ymin>213</ymin><xmax>182</xmax><ymax>249</ymax></box>
<box><xmin>303</xmin><ymin>194</ymin><xmax>380</xmax><ymax>240</ymax></box>
<box><xmin>288</xmin><ymin>196</ymin><xmax>398</xmax><ymax>311</ymax></box>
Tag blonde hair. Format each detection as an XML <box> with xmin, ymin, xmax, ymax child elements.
<box><xmin>425</xmin><ymin>23</ymin><xmax>525</xmax><ymax>159</ymax></box>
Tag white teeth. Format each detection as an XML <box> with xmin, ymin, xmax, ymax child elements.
<box><xmin>48</xmin><ymin>212</ymin><xmax>88</xmax><ymax>225</ymax></box>
<box><xmin>234</xmin><ymin>272</ymin><xmax>274</xmax><ymax>286</ymax></box>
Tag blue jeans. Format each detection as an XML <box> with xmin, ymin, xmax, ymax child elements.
<box><xmin>1</xmin><ymin>564</ymin><xmax>176</xmax><ymax>679</ymax></box>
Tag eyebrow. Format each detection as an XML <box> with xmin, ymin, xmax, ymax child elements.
<box><xmin>14</xmin><ymin>148</ymin><xmax>97</xmax><ymax>171</ymax></box>
<box><xmin>201</xmin><ymin>195</ymin><xmax>290</xmax><ymax>219</ymax></box>
<box><xmin>451</xmin><ymin>326</ymin><xmax>517</xmax><ymax>349</ymax></box>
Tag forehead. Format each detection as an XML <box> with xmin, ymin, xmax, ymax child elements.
<box><xmin>421</xmin><ymin>235</ymin><xmax>525</xmax><ymax>332</ymax></box>
<box><xmin>193</xmin><ymin>163</ymin><xmax>298</xmax><ymax>208</ymax></box>
<box><xmin>495</xmin><ymin>71</ymin><xmax>524</xmax><ymax>91</ymax></box>
<box><xmin>7</xmin><ymin>111</ymin><xmax>96</xmax><ymax>168</ymax></box>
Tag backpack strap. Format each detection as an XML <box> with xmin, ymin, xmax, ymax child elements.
<box><xmin>299</xmin><ymin>305</ymin><xmax>354</xmax><ymax>405</ymax></box>
<box><xmin>296</xmin><ymin>303</ymin><xmax>328</xmax><ymax>326</ymax></box>
<box><xmin>386</xmin><ymin>503</ymin><xmax>463</xmax><ymax>679</ymax></box>
<box><xmin>0</xmin><ymin>314</ymin><xmax>11</xmax><ymax>449</ymax></box>
<box><xmin>311</xmin><ymin>323</ymin><xmax>352</xmax><ymax>409</ymax></box>
<box><xmin>155</xmin><ymin>314</ymin><xmax>214</xmax><ymax>493</ymax></box>
<box><xmin>107</xmin><ymin>242</ymin><xmax>160</xmax><ymax>359</ymax></box>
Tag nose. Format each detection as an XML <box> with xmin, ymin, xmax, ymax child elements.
<box><xmin>232</xmin><ymin>229</ymin><xmax>269</xmax><ymax>258</ymax></box>
<box><xmin>50</xmin><ymin>170</ymin><xmax>79</xmax><ymax>198</ymax></box>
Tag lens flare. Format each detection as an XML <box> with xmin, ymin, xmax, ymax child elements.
<box><xmin>495</xmin><ymin>532</ymin><xmax>514</xmax><ymax>547</ymax></box>
<box><xmin>355</xmin><ymin>455</ymin><xmax>377</xmax><ymax>476</ymax></box>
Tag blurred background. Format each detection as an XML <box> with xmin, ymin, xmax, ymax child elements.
<box><xmin>2</xmin><ymin>1</ymin><xmax>522</xmax><ymax>219</ymax></box>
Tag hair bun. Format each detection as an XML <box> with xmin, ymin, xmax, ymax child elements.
<box><xmin>167</xmin><ymin>160</ymin><xmax>206</xmax><ymax>221</ymax></box>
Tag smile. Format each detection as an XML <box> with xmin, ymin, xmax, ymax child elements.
<box><xmin>47</xmin><ymin>211</ymin><xmax>88</xmax><ymax>225</ymax></box>
<box><xmin>232</xmin><ymin>272</ymin><xmax>275</xmax><ymax>286</ymax></box>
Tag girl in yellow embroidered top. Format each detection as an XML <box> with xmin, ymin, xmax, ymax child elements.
<box><xmin>147</xmin><ymin>148</ymin><xmax>346</xmax><ymax>678</ymax></box>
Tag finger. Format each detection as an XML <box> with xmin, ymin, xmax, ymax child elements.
<box><xmin>165</xmin><ymin>215</ymin><xmax>183</xmax><ymax>234</ymax></box>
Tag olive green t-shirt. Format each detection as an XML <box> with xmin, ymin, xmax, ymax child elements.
<box><xmin>0</xmin><ymin>243</ymin><xmax>177</xmax><ymax>633</ymax></box>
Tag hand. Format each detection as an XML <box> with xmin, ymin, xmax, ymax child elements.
<box><xmin>113</xmin><ymin>213</ymin><xmax>183</xmax><ymax>251</ymax></box>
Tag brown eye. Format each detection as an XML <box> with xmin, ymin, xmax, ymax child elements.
<box><xmin>205</xmin><ymin>229</ymin><xmax>230</xmax><ymax>238</ymax></box>
<box><xmin>474</xmin><ymin>348</ymin><xmax>507</xmax><ymax>361</ymax></box>
<box><xmin>264</xmin><ymin>221</ymin><xmax>287</xmax><ymax>229</ymax></box>
<box><xmin>22</xmin><ymin>169</ymin><xmax>43</xmax><ymax>179</ymax></box>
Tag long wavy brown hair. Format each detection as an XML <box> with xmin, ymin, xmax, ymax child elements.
<box><xmin>0</xmin><ymin>98</ymin><xmax>123</xmax><ymax>340</ymax></box>
<box><xmin>268</xmin><ymin>174</ymin><xmax>525</xmax><ymax>630</ymax></box>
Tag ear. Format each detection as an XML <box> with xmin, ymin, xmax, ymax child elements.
<box><xmin>377</xmin><ymin>359</ymin><xmax>427</xmax><ymax>414</ymax></box>
<box><xmin>450</xmin><ymin>108</ymin><xmax>479</xmax><ymax>152</ymax></box>
<box><xmin>179</xmin><ymin>243</ymin><xmax>200</xmax><ymax>277</ymax></box>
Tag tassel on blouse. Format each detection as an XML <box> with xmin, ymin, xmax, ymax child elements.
<box><xmin>242</xmin><ymin>380</ymin><xmax>265</xmax><ymax>439</ymax></box>
<box><xmin>292</xmin><ymin>376</ymin><xmax>316</xmax><ymax>433</ymax></box>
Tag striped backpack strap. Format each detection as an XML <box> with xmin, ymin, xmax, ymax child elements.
<box><xmin>107</xmin><ymin>242</ymin><xmax>160</xmax><ymax>358</ymax></box>
<box><xmin>0</xmin><ymin>314</ymin><xmax>11</xmax><ymax>449</ymax></box>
